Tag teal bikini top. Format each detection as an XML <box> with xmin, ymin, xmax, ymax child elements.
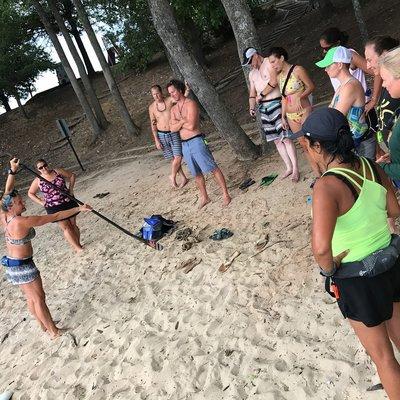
<box><xmin>4</xmin><ymin>215</ymin><xmax>36</xmax><ymax>246</ymax></box>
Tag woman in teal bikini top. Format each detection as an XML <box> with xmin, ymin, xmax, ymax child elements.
<box><xmin>4</xmin><ymin>214</ymin><xmax>36</xmax><ymax>246</ymax></box>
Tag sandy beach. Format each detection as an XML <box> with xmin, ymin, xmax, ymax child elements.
<box><xmin>0</xmin><ymin>132</ymin><xmax>396</xmax><ymax>399</ymax></box>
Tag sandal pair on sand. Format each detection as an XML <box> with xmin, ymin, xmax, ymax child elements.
<box><xmin>239</xmin><ymin>174</ymin><xmax>278</xmax><ymax>190</ymax></box>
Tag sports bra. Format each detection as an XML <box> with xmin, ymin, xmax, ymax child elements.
<box><xmin>4</xmin><ymin>215</ymin><xmax>36</xmax><ymax>246</ymax></box>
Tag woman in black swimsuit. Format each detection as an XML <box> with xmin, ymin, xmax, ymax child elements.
<box><xmin>1</xmin><ymin>159</ymin><xmax>91</xmax><ymax>338</ymax></box>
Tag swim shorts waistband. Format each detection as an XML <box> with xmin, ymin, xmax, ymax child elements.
<box><xmin>181</xmin><ymin>134</ymin><xmax>205</xmax><ymax>143</ymax></box>
<box><xmin>259</xmin><ymin>96</ymin><xmax>282</xmax><ymax>103</ymax></box>
<box><xmin>157</xmin><ymin>130</ymin><xmax>172</xmax><ymax>134</ymax></box>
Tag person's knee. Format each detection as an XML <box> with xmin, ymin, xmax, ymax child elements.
<box><xmin>29</xmin><ymin>291</ymin><xmax>46</xmax><ymax>307</ymax></box>
<box><xmin>173</xmin><ymin>156</ymin><xmax>182</xmax><ymax>162</ymax></box>
<box><xmin>368</xmin><ymin>345</ymin><xmax>397</xmax><ymax>368</ymax></box>
<box><xmin>388</xmin><ymin>327</ymin><xmax>400</xmax><ymax>348</ymax></box>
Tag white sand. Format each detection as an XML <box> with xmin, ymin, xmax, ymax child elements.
<box><xmin>0</xmin><ymin>136</ymin><xmax>392</xmax><ymax>399</ymax></box>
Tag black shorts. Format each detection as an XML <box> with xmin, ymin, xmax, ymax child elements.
<box><xmin>332</xmin><ymin>258</ymin><xmax>400</xmax><ymax>327</ymax></box>
<box><xmin>45</xmin><ymin>200</ymin><xmax>79</xmax><ymax>222</ymax></box>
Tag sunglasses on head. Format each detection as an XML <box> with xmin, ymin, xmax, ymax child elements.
<box><xmin>38</xmin><ymin>163</ymin><xmax>48</xmax><ymax>170</ymax></box>
<box><xmin>2</xmin><ymin>189</ymin><xmax>19</xmax><ymax>210</ymax></box>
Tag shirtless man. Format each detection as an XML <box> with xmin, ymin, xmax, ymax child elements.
<box><xmin>167</xmin><ymin>79</ymin><xmax>231</xmax><ymax>208</ymax></box>
<box><xmin>149</xmin><ymin>84</ymin><xmax>188</xmax><ymax>188</ymax></box>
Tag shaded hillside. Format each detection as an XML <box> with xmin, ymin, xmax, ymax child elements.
<box><xmin>0</xmin><ymin>0</ymin><xmax>398</xmax><ymax>175</ymax></box>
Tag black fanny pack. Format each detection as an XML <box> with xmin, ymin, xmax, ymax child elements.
<box><xmin>334</xmin><ymin>234</ymin><xmax>400</xmax><ymax>279</ymax></box>
<box><xmin>1</xmin><ymin>256</ymin><xmax>33</xmax><ymax>267</ymax></box>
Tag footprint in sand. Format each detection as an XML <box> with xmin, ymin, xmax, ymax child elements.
<box><xmin>210</xmin><ymin>286</ymin><xmax>230</xmax><ymax>309</ymax></box>
<box><xmin>29</xmin><ymin>370</ymin><xmax>39</xmax><ymax>381</ymax></box>
<box><xmin>205</xmin><ymin>319</ymin><xmax>222</xmax><ymax>337</ymax></box>
<box><xmin>72</xmin><ymin>384</ymin><xmax>87</xmax><ymax>399</ymax></box>
<box><xmin>151</xmin><ymin>355</ymin><xmax>163</xmax><ymax>372</ymax></box>
<box><xmin>193</xmin><ymin>364</ymin><xmax>208</xmax><ymax>391</ymax></box>
<box><xmin>274</xmin><ymin>359</ymin><xmax>288</xmax><ymax>372</ymax></box>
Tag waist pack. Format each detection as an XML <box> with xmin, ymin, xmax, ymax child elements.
<box><xmin>141</xmin><ymin>215</ymin><xmax>174</xmax><ymax>241</ymax></box>
<box><xmin>1</xmin><ymin>256</ymin><xmax>33</xmax><ymax>267</ymax></box>
<box><xmin>334</xmin><ymin>234</ymin><xmax>400</xmax><ymax>279</ymax></box>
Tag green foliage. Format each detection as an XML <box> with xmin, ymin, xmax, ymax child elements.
<box><xmin>0</xmin><ymin>0</ymin><xmax>55</xmax><ymax>99</ymax></box>
<box><xmin>89</xmin><ymin>0</ymin><xmax>259</xmax><ymax>72</ymax></box>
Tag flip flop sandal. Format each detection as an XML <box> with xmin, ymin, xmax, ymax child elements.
<box><xmin>260</xmin><ymin>174</ymin><xmax>278</xmax><ymax>187</ymax></box>
<box><xmin>209</xmin><ymin>228</ymin><xmax>234</xmax><ymax>241</ymax></box>
<box><xmin>255</xmin><ymin>234</ymin><xmax>269</xmax><ymax>250</ymax></box>
<box><xmin>239</xmin><ymin>178</ymin><xmax>256</xmax><ymax>190</ymax></box>
<box><xmin>175</xmin><ymin>228</ymin><xmax>192</xmax><ymax>241</ymax></box>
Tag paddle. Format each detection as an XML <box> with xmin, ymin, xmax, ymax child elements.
<box><xmin>5</xmin><ymin>158</ymin><xmax>163</xmax><ymax>251</ymax></box>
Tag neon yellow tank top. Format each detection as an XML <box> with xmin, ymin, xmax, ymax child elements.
<box><xmin>325</xmin><ymin>157</ymin><xmax>391</xmax><ymax>262</ymax></box>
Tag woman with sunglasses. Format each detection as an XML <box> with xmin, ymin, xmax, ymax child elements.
<box><xmin>1</xmin><ymin>159</ymin><xmax>91</xmax><ymax>338</ymax></box>
<box><xmin>319</xmin><ymin>27</ymin><xmax>382</xmax><ymax>115</ymax></box>
<box><xmin>28</xmin><ymin>159</ymin><xmax>82</xmax><ymax>253</ymax></box>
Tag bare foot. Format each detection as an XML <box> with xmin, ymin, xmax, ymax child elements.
<box><xmin>198</xmin><ymin>197</ymin><xmax>211</xmax><ymax>209</ymax></box>
<box><xmin>169</xmin><ymin>175</ymin><xmax>178</xmax><ymax>188</ymax></box>
<box><xmin>291</xmin><ymin>171</ymin><xmax>300</xmax><ymax>183</ymax></box>
<box><xmin>223</xmin><ymin>195</ymin><xmax>232</xmax><ymax>207</ymax></box>
<box><xmin>75</xmin><ymin>246</ymin><xmax>84</xmax><ymax>254</ymax></box>
<box><xmin>281</xmin><ymin>170</ymin><xmax>292</xmax><ymax>179</ymax></box>
<box><xmin>179</xmin><ymin>177</ymin><xmax>189</xmax><ymax>188</ymax></box>
<box><xmin>48</xmin><ymin>328</ymin><xmax>64</xmax><ymax>339</ymax></box>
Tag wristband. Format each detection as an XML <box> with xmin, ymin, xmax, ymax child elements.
<box><xmin>268</xmin><ymin>83</ymin><xmax>276</xmax><ymax>89</ymax></box>
<box><xmin>249</xmin><ymin>96</ymin><xmax>256</xmax><ymax>99</ymax></box>
<box><xmin>7</xmin><ymin>168</ymin><xmax>16</xmax><ymax>175</ymax></box>
<box><xmin>319</xmin><ymin>261</ymin><xmax>338</xmax><ymax>277</ymax></box>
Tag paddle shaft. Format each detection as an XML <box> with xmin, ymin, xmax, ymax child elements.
<box><xmin>19</xmin><ymin>162</ymin><xmax>151</xmax><ymax>246</ymax></box>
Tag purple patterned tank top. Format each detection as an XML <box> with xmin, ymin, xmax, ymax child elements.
<box><xmin>39</xmin><ymin>172</ymin><xmax>70</xmax><ymax>208</ymax></box>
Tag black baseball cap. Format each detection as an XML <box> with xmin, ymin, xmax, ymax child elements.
<box><xmin>242</xmin><ymin>47</ymin><xmax>258</xmax><ymax>66</ymax></box>
<box><xmin>289</xmin><ymin>108</ymin><xmax>350</xmax><ymax>141</ymax></box>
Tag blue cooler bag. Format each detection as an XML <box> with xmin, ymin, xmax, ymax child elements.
<box><xmin>142</xmin><ymin>216</ymin><xmax>163</xmax><ymax>240</ymax></box>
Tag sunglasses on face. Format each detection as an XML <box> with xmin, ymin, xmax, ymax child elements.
<box><xmin>37</xmin><ymin>163</ymin><xmax>48</xmax><ymax>170</ymax></box>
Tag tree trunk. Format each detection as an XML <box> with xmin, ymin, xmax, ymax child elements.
<box><xmin>69</xmin><ymin>19</ymin><xmax>96</xmax><ymax>77</ymax></box>
<box><xmin>0</xmin><ymin>91</ymin><xmax>11</xmax><ymax>112</ymax></box>
<box><xmin>351</xmin><ymin>0</ymin><xmax>368</xmax><ymax>42</ymax></box>
<box><xmin>148</xmin><ymin>0</ymin><xmax>258</xmax><ymax>160</ymax></box>
<box><xmin>14</xmin><ymin>91</ymin><xmax>28</xmax><ymax>119</ymax></box>
<box><xmin>47</xmin><ymin>0</ymin><xmax>109</xmax><ymax>129</ymax></box>
<box><xmin>220</xmin><ymin>0</ymin><xmax>268</xmax><ymax>153</ymax></box>
<box><xmin>71</xmin><ymin>0</ymin><xmax>140</xmax><ymax>136</ymax></box>
<box><xmin>220</xmin><ymin>0</ymin><xmax>259</xmax><ymax>90</ymax></box>
<box><xmin>31</xmin><ymin>0</ymin><xmax>102</xmax><ymax>138</ymax></box>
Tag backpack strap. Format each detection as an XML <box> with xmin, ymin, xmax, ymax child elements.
<box><xmin>281</xmin><ymin>64</ymin><xmax>296</xmax><ymax>98</ymax></box>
